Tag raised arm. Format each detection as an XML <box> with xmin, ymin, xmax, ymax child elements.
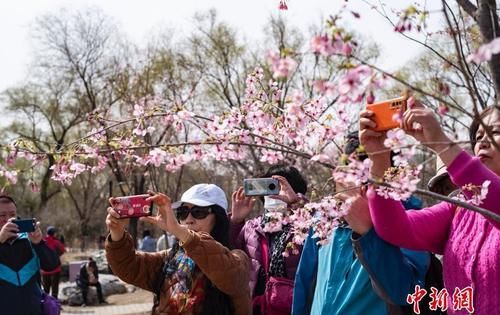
<box><xmin>447</xmin><ymin>150</ymin><xmax>500</xmax><ymax>227</ymax></box>
<box><xmin>105</xmin><ymin>205</ymin><xmax>166</xmax><ymax>292</ymax></box>
<box><xmin>368</xmin><ymin>192</ymin><xmax>455</xmax><ymax>254</ymax></box>
<box><xmin>105</xmin><ymin>231</ymin><xmax>166</xmax><ymax>292</ymax></box>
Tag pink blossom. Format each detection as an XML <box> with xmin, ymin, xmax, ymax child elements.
<box><xmin>0</xmin><ymin>165</ymin><xmax>18</xmax><ymax>185</ymax></box>
<box><xmin>6</xmin><ymin>151</ymin><xmax>16</xmax><ymax>167</ymax></box>
<box><xmin>191</xmin><ymin>146</ymin><xmax>204</xmax><ymax>161</ymax></box>
<box><xmin>384</xmin><ymin>129</ymin><xmax>408</xmax><ymax>153</ymax></box>
<box><xmin>311</xmin><ymin>154</ymin><xmax>331</xmax><ymax>163</ymax></box>
<box><xmin>50</xmin><ymin>163</ymin><xmax>73</xmax><ymax>185</ymax></box>
<box><xmin>310</xmin><ymin>35</ymin><xmax>330</xmax><ymax>55</ymax></box>
<box><xmin>29</xmin><ymin>180</ymin><xmax>40</xmax><ymax>193</ymax></box>
<box><xmin>133</xmin><ymin>104</ymin><xmax>145</xmax><ymax>118</ymax></box>
<box><xmin>461</xmin><ymin>180</ymin><xmax>491</xmax><ymax>206</ymax></box>
<box><xmin>438</xmin><ymin>82</ymin><xmax>450</xmax><ymax>96</ymax></box>
<box><xmin>342</xmin><ymin>43</ymin><xmax>353</xmax><ymax>56</ymax></box>
<box><xmin>260</xmin><ymin>149</ymin><xmax>284</xmax><ymax>164</ymax></box>
<box><xmin>312</xmin><ymin>80</ymin><xmax>335</xmax><ymax>96</ymax></box>
<box><xmin>278</xmin><ymin>0</ymin><xmax>288</xmax><ymax>10</ymax></box>
<box><xmin>176</xmin><ymin>110</ymin><xmax>195</xmax><ymax>120</ymax></box>
<box><xmin>375</xmin><ymin>165</ymin><xmax>422</xmax><ymax>201</ymax></box>
<box><xmin>271</xmin><ymin>57</ymin><xmax>297</xmax><ymax>79</ymax></box>
<box><xmin>69</xmin><ymin>162</ymin><xmax>87</xmax><ymax>176</ymax></box>
<box><xmin>467</xmin><ymin>37</ymin><xmax>500</xmax><ymax>64</ymax></box>
<box><xmin>337</xmin><ymin>66</ymin><xmax>372</xmax><ymax>100</ymax></box>
<box><xmin>262</xmin><ymin>212</ymin><xmax>285</xmax><ymax>233</ymax></box>
<box><xmin>147</xmin><ymin>148</ymin><xmax>168</xmax><ymax>167</ymax></box>
<box><xmin>87</xmin><ymin>127</ymin><xmax>106</xmax><ymax>142</ymax></box>
<box><xmin>165</xmin><ymin>154</ymin><xmax>191</xmax><ymax>172</ymax></box>
<box><xmin>438</xmin><ymin>104</ymin><xmax>449</xmax><ymax>116</ymax></box>
<box><xmin>91</xmin><ymin>155</ymin><xmax>109</xmax><ymax>173</ymax></box>
<box><xmin>333</xmin><ymin>157</ymin><xmax>373</xmax><ymax>186</ymax></box>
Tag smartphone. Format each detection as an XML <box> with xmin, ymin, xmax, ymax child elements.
<box><xmin>366</xmin><ymin>96</ymin><xmax>407</xmax><ymax>131</ymax></box>
<box><xmin>111</xmin><ymin>194</ymin><xmax>153</xmax><ymax>219</ymax></box>
<box><xmin>12</xmin><ymin>218</ymin><xmax>36</xmax><ymax>233</ymax></box>
<box><xmin>243</xmin><ymin>178</ymin><xmax>280</xmax><ymax>196</ymax></box>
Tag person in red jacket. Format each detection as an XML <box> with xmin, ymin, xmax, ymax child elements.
<box><xmin>41</xmin><ymin>226</ymin><xmax>65</xmax><ymax>298</ymax></box>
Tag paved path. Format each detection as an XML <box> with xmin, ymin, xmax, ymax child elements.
<box><xmin>62</xmin><ymin>302</ymin><xmax>153</xmax><ymax>315</ymax></box>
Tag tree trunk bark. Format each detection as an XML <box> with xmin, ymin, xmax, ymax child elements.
<box><xmin>477</xmin><ymin>0</ymin><xmax>500</xmax><ymax>102</ymax></box>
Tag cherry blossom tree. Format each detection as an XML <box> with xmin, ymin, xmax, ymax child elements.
<box><xmin>1</xmin><ymin>2</ymin><xmax>500</xmax><ymax>247</ymax></box>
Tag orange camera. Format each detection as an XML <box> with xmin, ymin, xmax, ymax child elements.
<box><xmin>366</xmin><ymin>96</ymin><xmax>407</xmax><ymax>131</ymax></box>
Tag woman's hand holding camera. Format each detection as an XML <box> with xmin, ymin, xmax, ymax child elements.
<box><xmin>359</xmin><ymin>110</ymin><xmax>391</xmax><ymax>179</ymax></box>
<box><xmin>231</xmin><ymin>187</ymin><xmax>256</xmax><ymax>224</ymax></box>
<box><xmin>106</xmin><ymin>201</ymin><xmax>129</xmax><ymax>242</ymax></box>
<box><xmin>360</xmin><ymin>97</ymin><xmax>462</xmax><ymax>175</ymax></box>
<box><xmin>142</xmin><ymin>192</ymin><xmax>190</xmax><ymax>243</ymax></box>
<box><xmin>401</xmin><ymin>99</ymin><xmax>449</xmax><ymax>152</ymax></box>
<box><xmin>400</xmin><ymin>99</ymin><xmax>461</xmax><ymax>164</ymax></box>
<box><xmin>270</xmin><ymin>175</ymin><xmax>299</xmax><ymax>205</ymax></box>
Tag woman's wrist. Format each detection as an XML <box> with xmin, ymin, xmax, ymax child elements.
<box><xmin>110</xmin><ymin>229</ymin><xmax>125</xmax><ymax>242</ymax></box>
<box><xmin>435</xmin><ymin>143</ymin><xmax>462</xmax><ymax>167</ymax></box>
<box><xmin>170</xmin><ymin>224</ymin><xmax>190</xmax><ymax>243</ymax></box>
<box><xmin>369</xmin><ymin>160</ymin><xmax>391</xmax><ymax>181</ymax></box>
<box><xmin>289</xmin><ymin>193</ymin><xmax>308</xmax><ymax>210</ymax></box>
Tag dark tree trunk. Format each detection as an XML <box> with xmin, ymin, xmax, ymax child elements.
<box><xmin>476</xmin><ymin>0</ymin><xmax>500</xmax><ymax>102</ymax></box>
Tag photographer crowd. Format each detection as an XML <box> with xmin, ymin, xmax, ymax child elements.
<box><xmin>0</xmin><ymin>104</ymin><xmax>498</xmax><ymax>315</ymax></box>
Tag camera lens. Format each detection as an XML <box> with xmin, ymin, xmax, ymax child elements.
<box><xmin>268</xmin><ymin>183</ymin><xmax>276</xmax><ymax>190</ymax></box>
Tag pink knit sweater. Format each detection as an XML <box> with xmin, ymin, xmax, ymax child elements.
<box><xmin>368</xmin><ymin>151</ymin><xmax>500</xmax><ymax>315</ymax></box>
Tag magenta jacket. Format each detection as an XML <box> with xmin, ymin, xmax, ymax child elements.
<box><xmin>230</xmin><ymin>216</ymin><xmax>302</xmax><ymax>296</ymax></box>
<box><xmin>368</xmin><ymin>151</ymin><xmax>499</xmax><ymax>315</ymax></box>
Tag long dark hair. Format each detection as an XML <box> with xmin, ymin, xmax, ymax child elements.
<box><xmin>163</xmin><ymin>204</ymin><xmax>233</xmax><ymax>315</ymax></box>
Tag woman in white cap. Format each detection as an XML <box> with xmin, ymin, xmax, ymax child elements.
<box><xmin>105</xmin><ymin>184</ymin><xmax>251</xmax><ymax>315</ymax></box>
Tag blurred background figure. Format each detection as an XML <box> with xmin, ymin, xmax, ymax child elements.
<box><xmin>77</xmin><ymin>257</ymin><xmax>106</xmax><ymax>306</ymax></box>
<box><xmin>138</xmin><ymin>229</ymin><xmax>156</xmax><ymax>252</ymax></box>
<box><xmin>42</xmin><ymin>225</ymin><xmax>66</xmax><ymax>298</ymax></box>
<box><xmin>427</xmin><ymin>157</ymin><xmax>459</xmax><ymax>197</ymax></box>
<box><xmin>156</xmin><ymin>231</ymin><xmax>177</xmax><ymax>251</ymax></box>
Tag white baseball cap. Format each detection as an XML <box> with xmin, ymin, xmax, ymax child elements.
<box><xmin>172</xmin><ymin>184</ymin><xmax>228</xmax><ymax>212</ymax></box>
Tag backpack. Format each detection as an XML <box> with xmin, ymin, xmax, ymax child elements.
<box><xmin>41</xmin><ymin>292</ymin><xmax>62</xmax><ymax>315</ymax></box>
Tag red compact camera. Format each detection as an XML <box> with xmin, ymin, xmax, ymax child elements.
<box><xmin>111</xmin><ymin>194</ymin><xmax>153</xmax><ymax>219</ymax></box>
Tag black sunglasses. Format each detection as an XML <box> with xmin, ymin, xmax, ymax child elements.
<box><xmin>175</xmin><ymin>206</ymin><xmax>213</xmax><ymax>220</ymax></box>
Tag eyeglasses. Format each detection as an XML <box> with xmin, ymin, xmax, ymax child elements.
<box><xmin>175</xmin><ymin>206</ymin><xmax>213</xmax><ymax>220</ymax></box>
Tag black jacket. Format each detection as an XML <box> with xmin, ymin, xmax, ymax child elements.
<box><xmin>78</xmin><ymin>263</ymin><xmax>99</xmax><ymax>286</ymax></box>
<box><xmin>0</xmin><ymin>235</ymin><xmax>59</xmax><ymax>315</ymax></box>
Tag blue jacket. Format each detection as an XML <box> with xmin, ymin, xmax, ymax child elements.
<box><xmin>0</xmin><ymin>233</ymin><xmax>59</xmax><ymax>315</ymax></box>
<box><xmin>139</xmin><ymin>235</ymin><xmax>157</xmax><ymax>252</ymax></box>
<box><xmin>292</xmin><ymin>226</ymin><xmax>429</xmax><ymax>315</ymax></box>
